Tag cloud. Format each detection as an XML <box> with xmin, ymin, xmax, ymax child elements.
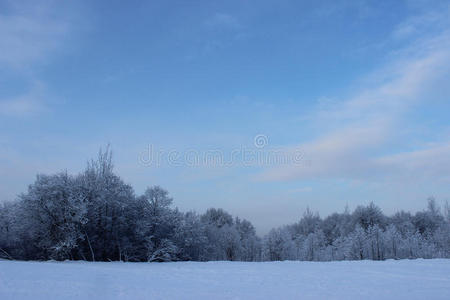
<box><xmin>259</xmin><ymin>8</ymin><xmax>450</xmax><ymax>184</ymax></box>
<box><xmin>259</xmin><ymin>124</ymin><xmax>390</xmax><ymax>181</ymax></box>
<box><xmin>315</xmin><ymin>34</ymin><xmax>450</xmax><ymax>127</ymax></box>
<box><xmin>374</xmin><ymin>143</ymin><xmax>450</xmax><ymax>183</ymax></box>
<box><xmin>0</xmin><ymin>1</ymin><xmax>70</xmax><ymax>68</ymax></box>
<box><xmin>391</xmin><ymin>5</ymin><xmax>450</xmax><ymax>41</ymax></box>
<box><xmin>0</xmin><ymin>81</ymin><xmax>47</xmax><ymax>117</ymax></box>
<box><xmin>0</xmin><ymin>1</ymin><xmax>79</xmax><ymax>117</ymax></box>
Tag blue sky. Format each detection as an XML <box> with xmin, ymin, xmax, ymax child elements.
<box><xmin>1</xmin><ymin>0</ymin><xmax>450</xmax><ymax>233</ymax></box>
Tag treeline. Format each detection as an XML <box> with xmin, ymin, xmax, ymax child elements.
<box><xmin>0</xmin><ymin>149</ymin><xmax>449</xmax><ymax>262</ymax></box>
<box><xmin>263</xmin><ymin>202</ymin><xmax>449</xmax><ymax>261</ymax></box>
<box><xmin>0</xmin><ymin>149</ymin><xmax>260</xmax><ymax>262</ymax></box>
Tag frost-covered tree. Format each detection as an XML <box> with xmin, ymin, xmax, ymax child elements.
<box><xmin>352</xmin><ymin>202</ymin><xmax>385</xmax><ymax>231</ymax></box>
<box><xmin>302</xmin><ymin>230</ymin><xmax>326</xmax><ymax>261</ymax></box>
<box><xmin>199</xmin><ymin>208</ymin><xmax>251</xmax><ymax>261</ymax></box>
<box><xmin>18</xmin><ymin>172</ymin><xmax>86</xmax><ymax>260</ymax></box>
<box><xmin>366</xmin><ymin>225</ymin><xmax>384</xmax><ymax>260</ymax></box>
<box><xmin>383</xmin><ymin>224</ymin><xmax>401</xmax><ymax>259</ymax></box>
<box><xmin>263</xmin><ymin>227</ymin><xmax>294</xmax><ymax>261</ymax></box>
<box><xmin>136</xmin><ymin>186</ymin><xmax>179</xmax><ymax>262</ymax></box>
<box><xmin>78</xmin><ymin>148</ymin><xmax>136</xmax><ymax>261</ymax></box>
<box><xmin>173</xmin><ymin>211</ymin><xmax>207</xmax><ymax>261</ymax></box>
<box><xmin>346</xmin><ymin>225</ymin><xmax>367</xmax><ymax>260</ymax></box>
<box><xmin>0</xmin><ymin>201</ymin><xmax>23</xmax><ymax>259</ymax></box>
<box><xmin>235</xmin><ymin>217</ymin><xmax>261</xmax><ymax>261</ymax></box>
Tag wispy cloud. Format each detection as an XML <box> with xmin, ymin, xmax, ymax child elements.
<box><xmin>391</xmin><ymin>5</ymin><xmax>450</xmax><ymax>41</ymax></box>
<box><xmin>0</xmin><ymin>80</ymin><xmax>47</xmax><ymax>117</ymax></box>
<box><xmin>0</xmin><ymin>1</ymin><xmax>70</xmax><ymax>69</ymax></box>
<box><xmin>374</xmin><ymin>142</ymin><xmax>450</xmax><ymax>183</ymax></box>
<box><xmin>0</xmin><ymin>1</ymin><xmax>77</xmax><ymax>117</ymax></box>
<box><xmin>259</xmin><ymin>7</ymin><xmax>450</xmax><ymax>184</ymax></box>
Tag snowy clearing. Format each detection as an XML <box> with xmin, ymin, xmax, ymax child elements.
<box><xmin>1</xmin><ymin>259</ymin><xmax>449</xmax><ymax>300</ymax></box>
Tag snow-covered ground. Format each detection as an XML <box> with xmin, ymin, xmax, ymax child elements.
<box><xmin>1</xmin><ymin>259</ymin><xmax>449</xmax><ymax>300</ymax></box>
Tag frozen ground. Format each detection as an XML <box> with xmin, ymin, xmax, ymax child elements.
<box><xmin>1</xmin><ymin>259</ymin><xmax>449</xmax><ymax>300</ymax></box>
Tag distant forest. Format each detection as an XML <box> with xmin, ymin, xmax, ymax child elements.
<box><xmin>1</xmin><ymin>149</ymin><xmax>449</xmax><ymax>262</ymax></box>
